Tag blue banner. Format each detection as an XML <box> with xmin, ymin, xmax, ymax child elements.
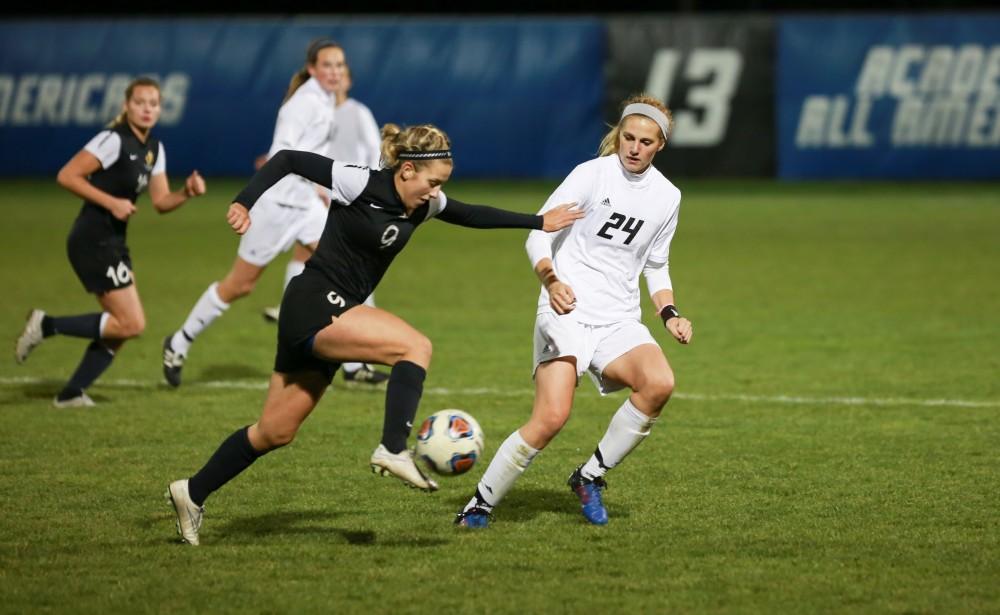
<box><xmin>778</xmin><ymin>15</ymin><xmax>1000</xmax><ymax>179</ymax></box>
<box><xmin>0</xmin><ymin>18</ymin><xmax>604</xmax><ymax>178</ymax></box>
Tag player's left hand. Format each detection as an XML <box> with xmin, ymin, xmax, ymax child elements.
<box><xmin>185</xmin><ymin>170</ymin><xmax>206</xmax><ymax>197</ymax></box>
<box><xmin>665</xmin><ymin>317</ymin><xmax>693</xmax><ymax>344</ymax></box>
<box><xmin>227</xmin><ymin>203</ymin><xmax>251</xmax><ymax>235</ymax></box>
<box><xmin>541</xmin><ymin>202</ymin><xmax>585</xmax><ymax>232</ymax></box>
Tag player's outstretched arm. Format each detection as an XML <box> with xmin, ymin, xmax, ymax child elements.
<box><xmin>436</xmin><ymin>200</ymin><xmax>582</xmax><ymax>231</ymax></box>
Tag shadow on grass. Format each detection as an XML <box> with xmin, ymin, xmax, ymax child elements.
<box><xmin>0</xmin><ymin>381</ymin><xmax>111</xmax><ymax>405</ymax></box>
<box><xmin>196</xmin><ymin>363</ymin><xmax>271</xmax><ymax>382</ymax></box>
<box><xmin>215</xmin><ymin>509</ymin><xmax>448</xmax><ymax>548</ymax></box>
<box><xmin>445</xmin><ymin>484</ymin><xmax>631</xmax><ymax>524</ymax></box>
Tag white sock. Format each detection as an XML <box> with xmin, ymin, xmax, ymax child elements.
<box><xmin>172</xmin><ymin>282</ymin><xmax>229</xmax><ymax>355</ymax></box>
<box><xmin>580</xmin><ymin>398</ymin><xmax>657</xmax><ymax>480</ymax></box>
<box><xmin>98</xmin><ymin>312</ymin><xmax>110</xmax><ymax>338</ymax></box>
<box><xmin>343</xmin><ymin>294</ymin><xmax>377</xmax><ymax>373</ymax></box>
<box><xmin>283</xmin><ymin>259</ymin><xmax>306</xmax><ymax>292</ymax></box>
<box><xmin>463</xmin><ymin>429</ymin><xmax>539</xmax><ymax>512</ymax></box>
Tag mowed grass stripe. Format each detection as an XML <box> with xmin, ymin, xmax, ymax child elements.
<box><xmin>3</xmin><ymin>376</ymin><xmax>998</xmax><ymax>408</ymax></box>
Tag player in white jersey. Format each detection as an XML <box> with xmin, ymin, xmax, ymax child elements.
<box><xmin>14</xmin><ymin>77</ymin><xmax>205</xmax><ymax>407</ymax></box>
<box><xmin>456</xmin><ymin>94</ymin><xmax>694</xmax><ymax>528</ymax></box>
<box><xmin>162</xmin><ymin>40</ymin><xmax>345</xmax><ymax>388</ymax></box>
<box><xmin>261</xmin><ymin>64</ymin><xmax>389</xmax><ymax>386</ymax></box>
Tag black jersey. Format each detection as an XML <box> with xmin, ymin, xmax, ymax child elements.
<box><xmin>234</xmin><ymin>150</ymin><xmax>543</xmax><ymax>303</ymax></box>
<box><xmin>73</xmin><ymin>123</ymin><xmax>163</xmax><ymax>240</ymax></box>
<box><xmin>309</xmin><ymin>166</ymin><xmax>433</xmax><ymax>301</ymax></box>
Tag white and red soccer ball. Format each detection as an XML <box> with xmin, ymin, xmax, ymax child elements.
<box><xmin>415</xmin><ymin>409</ymin><xmax>485</xmax><ymax>476</ymax></box>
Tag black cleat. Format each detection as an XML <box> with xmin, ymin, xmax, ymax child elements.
<box><xmin>162</xmin><ymin>335</ymin><xmax>185</xmax><ymax>388</ymax></box>
<box><xmin>343</xmin><ymin>365</ymin><xmax>390</xmax><ymax>387</ymax></box>
<box><xmin>262</xmin><ymin>306</ymin><xmax>280</xmax><ymax>323</ymax></box>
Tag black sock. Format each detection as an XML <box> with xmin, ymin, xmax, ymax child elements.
<box><xmin>42</xmin><ymin>313</ymin><xmax>102</xmax><ymax>339</ymax></box>
<box><xmin>188</xmin><ymin>426</ymin><xmax>267</xmax><ymax>506</ymax></box>
<box><xmin>381</xmin><ymin>361</ymin><xmax>426</xmax><ymax>454</ymax></box>
<box><xmin>57</xmin><ymin>341</ymin><xmax>114</xmax><ymax>400</ymax></box>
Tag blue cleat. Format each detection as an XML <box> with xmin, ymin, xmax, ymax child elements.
<box><xmin>454</xmin><ymin>506</ymin><xmax>492</xmax><ymax>529</ymax></box>
<box><xmin>567</xmin><ymin>466</ymin><xmax>609</xmax><ymax>525</ymax></box>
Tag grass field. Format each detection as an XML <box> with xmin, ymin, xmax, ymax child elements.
<box><xmin>0</xmin><ymin>178</ymin><xmax>998</xmax><ymax>614</ymax></box>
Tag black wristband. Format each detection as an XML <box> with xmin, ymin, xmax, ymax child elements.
<box><xmin>659</xmin><ymin>304</ymin><xmax>680</xmax><ymax>325</ymax></box>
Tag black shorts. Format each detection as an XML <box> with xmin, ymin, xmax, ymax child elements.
<box><xmin>66</xmin><ymin>227</ymin><xmax>133</xmax><ymax>294</ymax></box>
<box><xmin>274</xmin><ymin>267</ymin><xmax>361</xmax><ymax>382</ymax></box>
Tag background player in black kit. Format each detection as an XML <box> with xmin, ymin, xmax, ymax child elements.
<box><xmin>14</xmin><ymin>77</ymin><xmax>206</xmax><ymax>407</ymax></box>
<box><xmin>165</xmin><ymin>123</ymin><xmax>583</xmax><ymax>545</ymax></box>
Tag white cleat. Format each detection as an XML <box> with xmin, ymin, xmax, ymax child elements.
<box><xmin>15</xmin><ymin>309</ymin><xmax>45</xmax><ymax>364</ymax></box>
<box><xmin>166</xmin><ymin>479</ymin><xmax>204</xmax><ymax>546</ymax></box>
<box><xmin>370</xmin><ymin>444</ymin><xmax>439</xmax><ymax>492</ymax></box>
<box><xmin>262</xmin><ymin>306</ymin><xmax>280</xmax><ymax>323</ymax></box>
<box><xmin>52</xmin><ymin>393</ymin><xmax>96</xmax><ymax>408</ymax></box>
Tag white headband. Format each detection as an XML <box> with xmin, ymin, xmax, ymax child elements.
<box><xmin>621</xmin><ymin>103</ymin><xmax>670</xmax><ymax>140</ymax></box>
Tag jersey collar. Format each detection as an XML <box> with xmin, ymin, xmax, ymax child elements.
<box><xmin>614</xmin><ymin>154</ymin><xmax>653</xmax><ymax>187</ymax></box>
<box><xmin>303</xmin><ymin>76</ymin><xmax>336</xmax><ymax>103</ymax></box>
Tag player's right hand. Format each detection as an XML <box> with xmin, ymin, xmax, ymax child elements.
<box><xmin>548</xmin><ymin>281</ymin><xmax>577</xmax><ymax>314</ymax></box>
<box><xmin>227</xmin><ymin>203</ymin><xmax>251</xmax><ymax>235</ymax></box>
<box><xmin>109</xmin><ymin>197</ymin><xmax>137</xmax><ymax>221</ymax></box>
<box><xmin>666</xmin><ymin>316</ymin><xmax>693</xmax><ymax>344</ymax></box>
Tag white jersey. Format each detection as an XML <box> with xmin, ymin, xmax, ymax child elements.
<box><xmin>328</xmin><ymin>98</ymin><xmax>381</xmax><ymax>168</ymax></box>
<box><xmin>263</xmin><ymin>76</ymin><xmax>336</xmax><ymax>208</ymax></box>
<box><xmin>526</xmin><ymin>155</ymin><xmax>681</xmax><ymax>325</ymax></box>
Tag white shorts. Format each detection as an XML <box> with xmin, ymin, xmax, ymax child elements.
<box><xmin>237</xmin><ymin>197</ymin><xmax>327</xmax><ymax>267</ymax></box>
<box><xmin>533</xmin><ymin>312</ymin><xmax>658</xmax><ymax>394</ymax></box>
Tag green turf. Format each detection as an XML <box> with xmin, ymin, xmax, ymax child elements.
<box><xmin>0</xmin><ymin>178</ymin><xmax>998</xmax><ymax>614</ymax></box>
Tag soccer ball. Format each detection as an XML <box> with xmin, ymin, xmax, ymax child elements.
<box><xmin>415</xmin><ymin>409</ymin><xmax>485</xmax><ymax>475</ymax></box>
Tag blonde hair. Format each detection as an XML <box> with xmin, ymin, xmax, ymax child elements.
<box><xmin>380</xmin><ymin>123</ymin><xmax>453</xmax><ymax>170</ymax></box>
<box><xmin>283</xmin><ymin>39</ymin><xmax>342</xmax><ymax>103</ymax></box>
<box><xmin>598</xmin><ymin>94</ymin><xmax>672</xmax><ymax>156</ymax></box>
<box><xmin>106</xmin><ymin>77</ymin><xmax>160</xmax><ymax>129</ymax></box>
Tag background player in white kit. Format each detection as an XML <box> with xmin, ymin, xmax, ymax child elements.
<box><xmin>261</xmin><ymin>63</ymin><xmax>389</xmax><ymax>386</ymax></box>
<box><xmin>162</xmin><ymin>40</ymin><xmax>345</xmax><ymax>387</ymax></box>
<box><xmin>456</xmin><ymin>94</ymin><xmax>694</xmax><ymax>528</ymax></box>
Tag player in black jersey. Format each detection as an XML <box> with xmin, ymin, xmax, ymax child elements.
<box><xmin>165</xmin><ymin>123</ymin><xmax>583</xmax><ymax>545</ymax></box>
<box><xmin>14</xmin><ymin>77</ymin><xmax>206</xmax><ymax>407</ymax></box>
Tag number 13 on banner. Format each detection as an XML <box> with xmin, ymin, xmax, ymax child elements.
<box><xmin>645</xmin><ymin>48</ymin><xmax>744</xmax><ymax>147</ymax></box>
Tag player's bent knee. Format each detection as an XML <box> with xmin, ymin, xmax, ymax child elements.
<box><xmin>642</xmin><ymin>371</ymin><xmax>675</xmax><ymax>407</ymax></box>
<box><xmin>536</xmin><ymin>408</ymin><xmax>571</xmax><ymax>440</ymax></box>
<box><xmin>260</xmin><ymin>426</ymin><xmax>297</xmax><ymax>449</ymax></box>
<box><xmin>116</xmin><ymin>316</ymin><xmax>146</xmax><ymax>339</ymax></box>
<box><xmin>233</xmin><ymin>279</ymin><xmax>257</xmax><ymax>299</ymax></box>
<box><xmin>399</xmin><ymin>333</ymin><xmax>432</xmax><ymax>365</ymax></box>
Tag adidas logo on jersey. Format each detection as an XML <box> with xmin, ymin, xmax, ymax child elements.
<box><xmin>600</xmin><ymin>197</ymin><xmax>611</xmax><ymax>207</ymax></box>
